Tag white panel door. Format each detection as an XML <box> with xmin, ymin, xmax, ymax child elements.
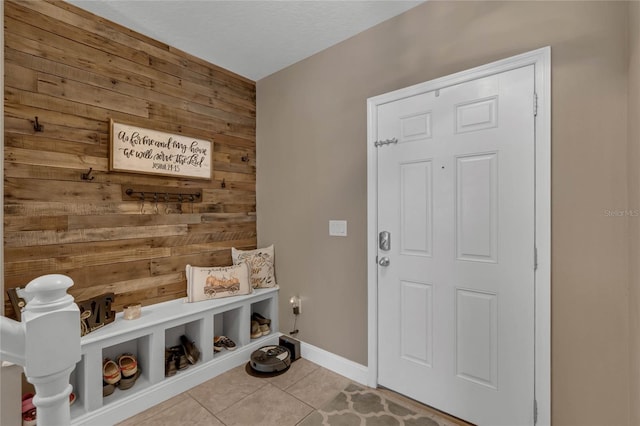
<box><xmin>376</xmin><ymin>65</ymin><xmax>535</xmax><ymax>426</ymax></box>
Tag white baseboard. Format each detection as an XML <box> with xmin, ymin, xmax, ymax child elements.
<box><xmin>297</xmin><ymin>338</ymin><xmax>368</xmax><ymax>386</ymax></box>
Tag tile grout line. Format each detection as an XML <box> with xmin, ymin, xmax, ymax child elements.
<box><xmin>186</xmin><ymin>368</ymin><xmax>272</xmax><ymax>425</ymax></box>
<box><xmin>121</xmin><ymin>362</ymin><xmax>320</xmax><ymax>424</ymax></box>
<box><xmin>208</xmin><ymin>379</ymin><xmax>276</xmax><ymax>421</ymax></box>
<box><xmin>294</xmin><ymin>409</ymin><xmax>321</xmax><ymax>426</ymax></box>
<box><xmin>206</xmin><ymin>378</ymin><xmax>317</xmax><ymax>426</ymax></box>
<box><xmin>280</xmin><ymin>385</ymin><xmax>320</xmax><ymax>426</ymax></box>
<box><xmin>239</xmin><ymin>362</ymin><xmax>327</xmax><ymax>423</ymax></box>
<box><xmin>123</xmin><ymin>360</ymin><xmax>459</xmax><ymax>425</ymax></box>
<box><xmin>185</xmin><ymin>392</ymin><xmax>229</xmax><ymax>425</ymax></box>
<box><xmin>278</xmin><ymin>375</ymin><xmax>352</xmax><ymax>414</ymax></box>
<box><xmin>273</xmin><ymin>362</ymin><xmax>321</xmax><ymax>392</ymax></box>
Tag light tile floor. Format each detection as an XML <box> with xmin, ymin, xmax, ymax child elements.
<box><xmin>117</xmin><ymin>358</ymin><xmax>470</xmax><ymax>426</ymax></box>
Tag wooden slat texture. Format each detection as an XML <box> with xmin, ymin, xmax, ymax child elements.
<box><xmin>5</xmin><ymin>146</ymin><xmax>108</xmax><ymax>170</ymax></box>
<box><xmin>5</xmin><ymin>224</ymin><xmax>189</xmax><ymax>247</ymax></box>
<box><xmin>4</xmin><ymin>0</ymin><xmax>257</xmax><ymax>315</ymax></box>
<box><xmin>22</xmin><ymin>0</ymin><xmax>254</xmax><ymax>89</ymax></box>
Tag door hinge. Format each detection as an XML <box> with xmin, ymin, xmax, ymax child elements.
<box><xmin>533</xmin><ymin>399</ymin><xmax>538</xmax><ymax>424</ymax></box>
<box><xmin>534</xmin><ymin>246</ymin><xmax>538</xmax><ymax>270</ymax></box>
<box><xmin>533</xmin><ymin>92</ymin><xmax>538</xmax><ymax>117</ymax></box>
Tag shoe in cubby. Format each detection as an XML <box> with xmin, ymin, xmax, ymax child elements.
<box><xmin>214</xmin><ymin>336</ymin><xmax>237</xmax><ymax>352</ymax></box>
<box><xmin>251</xmin><ymin>312</ymin><xmax>271</xmax><ymax>335</ymax></box>
<box><xmin>180</xmin><ymin>335</ymin><xmax>200</xmax><ymax>364</ymax></box>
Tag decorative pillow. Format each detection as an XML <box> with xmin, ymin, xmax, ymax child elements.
<box><xmin>185</xmin><ymin>263</ymin><xmax>252</xmax><ymax>302</ymax></box>
<box><xmin>231</xmin><ymin>245</ymin><xmax>277</xmax><ymax>288</ymax></box>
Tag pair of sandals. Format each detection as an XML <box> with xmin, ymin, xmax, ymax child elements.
<box><xmin>22</xmin><ymin>391</ymin><xmax>75</xmax><ymax>425</ymax></box>
<box><xmin>251</xmin><ymin>312</ymin><xmax>271</xmax><ymax>339</ymax></box>
<box><xmin>103</xmin><ymin>353</ymin><xmax>140</xmax><ymax>396</ymax></box>
<box><xmin>165</xmin><ymin>335</ymin><xmax>201</xmax><ymax>377</ymax></box>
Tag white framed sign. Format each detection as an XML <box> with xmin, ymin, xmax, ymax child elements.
<box><xmin>109</xmin><ymin>120</ymin><xmax>212</xmax><ymax>180</ymax></box>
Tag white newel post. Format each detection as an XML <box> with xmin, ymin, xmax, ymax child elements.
<box><xmin>0</xmin><ymin>274</ymin><xmax>80</xmax><ymax>426</ymax></box>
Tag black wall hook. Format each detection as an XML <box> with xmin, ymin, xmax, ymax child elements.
<box><xmin>241</xmin><ymin>154</ymin><xmax>250</xmax><ymax>162</ymax></box>
<box><xmin>81</xmin><ymin>167</ymin><xmax>94</xmax><ymax>181</ymax></box>
<box><xmin>221</xmin><ymin>178</ymin><xmax>226</xmax><ymax>188</ymax></box>
<box><xmin>33</xmin><ymin>116</ymin><xmax>44</xmax><ymax>132</ymax></box>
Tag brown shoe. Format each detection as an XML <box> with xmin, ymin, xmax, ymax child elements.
<box><xmin>176</xmin><ymin>347</ymin><xmax>189</xmax><ymax>370</ymax></box>
<box><xmin>118</xmin><ymin>353</ymin><xmax>138</xmax><ymax>378</ymax></box>
<box><xmin>180</xmin><ymin>335</ymin><xmax>200</xmax><ymax>364</ymax></box>
<box><xmin>251</xmin><ymin>312</ymin><xmax>271</xmax><ymax>326</ymax></box>
<box><xmin>103</xmin><ymin>383</ymin><xmax>115</xmax><ymax>397</ymax></box>
<box><xmin>118</xmin><ymin>368</ymin><xmax>140</xmax><ymax>390</ymax></box>
<box><xmin>251</xmin><ymin>320</ymin><xmax>262</xmax><ymax>339</ymax></box>
<box><xmin>165</xmin><ymin>349</ymin><xmax>177</xmax><ymax>377</ymax></box>
<box><xmin>103</xmin><ymin>358</ymin><xmax>121</xmax><ymax>385</ymax></box>
<box><xmin>252</xmin><ymin>313</ymin><xmax>271</xmax><ymax>335</ymax></box>
<box><xmin>214</xmin><ymin>335</ymin><xmax>237</xmax><ymax>351</ymax></box>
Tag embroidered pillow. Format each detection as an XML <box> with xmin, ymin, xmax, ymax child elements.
<box><xmin>185</xmin><ymin>263</ymin><xmax>252</xmax><ymax>302</ymax></box>
<box><xmin>231</xmin><ymin>245</ymin><xmax>277</xmax><ymax>288</ymax></box>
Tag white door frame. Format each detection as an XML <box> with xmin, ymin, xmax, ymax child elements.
<box><xmin>366</xmin><ymin>47</ymin><xmax>551</xmax><ymax>425</ymax></box>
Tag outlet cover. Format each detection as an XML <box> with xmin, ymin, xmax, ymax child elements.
<box><xmin>329</xmin><ymin>220</ymin><xmax>347</xmax><ymax>237</ymax></box>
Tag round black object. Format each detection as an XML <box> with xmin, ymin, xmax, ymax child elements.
<box><xmin>250</xmin><ymin>345</ymin><xmax>291</xmax><ymax>373</ymax></box>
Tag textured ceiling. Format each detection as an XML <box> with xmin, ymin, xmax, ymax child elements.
<box><xmin>67</xmin><ymin>0</ymin><xmax>425</xmax><ymax>81</ymax></box>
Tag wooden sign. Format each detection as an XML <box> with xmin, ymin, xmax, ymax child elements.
<box><xmin>77</xmin><ymin>293</ymin><xmax>116</xmax><ymax>336</ymax></box>
<box><xmin>110</xmin><ymin>120</ymin><xmax>212</xmax><ymax>180</ymax></box>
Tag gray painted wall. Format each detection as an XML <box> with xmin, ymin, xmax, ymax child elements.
<box><xmin>257</xmin><ymin>2</ymin><xmax>633</xmax><ymax>424</ymax></box>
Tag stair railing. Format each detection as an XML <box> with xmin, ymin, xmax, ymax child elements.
<box><xmin>0</xmin><ymin>274</ymin><xmax>80</xmax><ymax>426</ymax></box>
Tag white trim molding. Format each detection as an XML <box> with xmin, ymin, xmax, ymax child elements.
<box><xmin>366</xmin><ymin>47</ymin><xmax>551</xmax><ymax>426</ymax></box>
<box><xmin>300</xmin><ymin>340</ymin><xmax>369</xmax><ymax>386</ymax></box>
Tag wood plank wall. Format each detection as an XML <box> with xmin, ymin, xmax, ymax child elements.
<box><xmin>4</xmin><ymin>0</ymin><xmax>257</xmax><ymax>316</ymax></box>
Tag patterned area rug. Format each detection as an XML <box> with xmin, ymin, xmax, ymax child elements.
<box><xmin>299</xmin><ymin>383</ymin><xmax>443</xmax><ymax>426</ymax></box>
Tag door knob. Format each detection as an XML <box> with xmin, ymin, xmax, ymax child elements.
<box><xmin>378</xmin><ymin>257</ymin><xmax>390</xmax><ymax>267</ymax></box>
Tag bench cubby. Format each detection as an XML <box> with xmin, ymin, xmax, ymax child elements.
<box><xmin>102</xmin><ymin>335</ymin><xmax>152</xmax><ymax>406</ymax></box>
<box><xmin>213</xmin><ymin>306</ymin><xmax>244</xmax><ymax>356</ymax></box>
<box><xmin>71</xmin><ymin>287</ymin><xmax>279</xmax><ymax>425</ymax></box>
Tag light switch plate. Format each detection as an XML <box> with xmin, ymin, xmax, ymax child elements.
<box><xmin>329</xmin><ymin>220</ymin><xmax>347</xmax><ymax>237</ymax></box>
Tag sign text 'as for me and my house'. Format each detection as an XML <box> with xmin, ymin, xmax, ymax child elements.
<box><xmin>110</xmin><ymin>120</ymin><xmax>212</xmax><ymax>179</ymax></box>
